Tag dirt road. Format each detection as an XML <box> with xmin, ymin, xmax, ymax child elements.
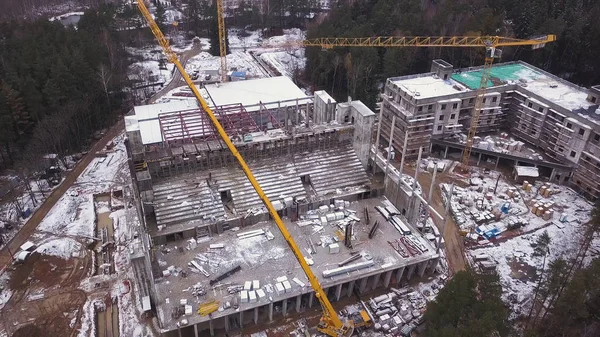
<box><xmin>149</xmin><ymin>42</ymin><xmax>203</xmax><ymax>103</ymax></box>
<box><xmin>401</xmin><ymin>164</ymin><xmax>468</xmax><ymax>274</ymax></box>
<box><xmin>0</xmin><ymin>120</ymin><xmax>125</xmax><ymax>270</ymax></box>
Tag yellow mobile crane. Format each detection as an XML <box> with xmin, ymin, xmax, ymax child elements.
<box><xmin>136</xmin><ymin>1</ymin><xmax>352</xmax><ymax>336</ymax></box>
<box><xmin>136</xmin><ymin>0</ymin><xmax>554</xmax><ymax>333</ymax></box>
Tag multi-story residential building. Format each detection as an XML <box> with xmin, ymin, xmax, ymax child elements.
<box><xmin>379</xmin><ymin>60</ymin><xmax>600</xmax><ymax>199</ymax></box>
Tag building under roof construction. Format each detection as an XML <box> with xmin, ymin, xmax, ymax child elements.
<box><xmin>123</xmin><ymin>77</ymin><xmax>442</xmax><ymax>337</ymax></box>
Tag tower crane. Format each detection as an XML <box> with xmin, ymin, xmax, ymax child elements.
<box><xmin>273</xmin><ymin>35</ymin><xmax>556</xmax><ymax>169</ymax></box>
<box><xmin>216</xmin><ymin>0</ymin><xmax>228</xmax><ymax>82</ymax></box>
<box><xmin>136</xmin><ymin>0</ymin><xmax>554</xmax><ymax>334</ymax></box>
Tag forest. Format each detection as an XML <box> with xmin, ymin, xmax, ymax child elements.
<box><xmin>305</xmin><ymin>0</ymin><xmax>600</xmax><ymax>108</ymax></box>
<box><xmin>0</xmin><ymin>5</ymin><xmax>128</xmax><ymax>172</ymax></box>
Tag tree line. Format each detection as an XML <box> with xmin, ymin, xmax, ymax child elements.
<box><xmin>0</xmin><ymin>4</ymin><xmax>129</xmax><ymax>173</ymax></box>
<box><xmin>305</xmin><ymin>0</ymin><xmax>600</xmax><ymax>109</ymax></box>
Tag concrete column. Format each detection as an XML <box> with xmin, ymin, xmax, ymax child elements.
<box><xmin>396</xmin><ymin>267</ymin><xmax>405</xmax><ymax>285</ymax></box>
<box><xmin>194</xmin><ymin>323</ymin><xmax>199</xmax><ymax>337</ymax></box>
<box><xmin>384</xmin><ymin>115</ymin><xmax>396</xmax><ymax>187</ymax></box>
<box><xmin>494</xmin><ymin>156</ymin><xmax>500</xmax><ymax>170</ymax></box>
<box><xmin>268</xmin><ymin>302</ymin><xmax>274</xmax><ymax>322</ymax></box>
<box><xmin>383</xmin><ymin>270</ymin><xmax>393</xmax><ymax>288</ymax></box>
<box><xmin>359</xmin><ymin>276</ymin><xmax>369</xmax><ymax>293</ymax></box>
<box><xmin>209</xmin><ymin>319</ymin><xmax>214</xmax><ymax>336</ymax></box>
<box><xmin>177</xmin><ymin>327</ymin><xmax>182</xmax><ymax>337</ymax></box>
<box><xmin>308</xmin><ymin>292</ymin><xmax>314</xmax><ymax>308</ymax></box>
<box><xmin>282</xmin><ymin>299</ymin><xmax>288</xmax><ymax>316</ymax></box>
<box><xmin>296</xmin><ymin>295</ymin><xmax>302</xmax><ymax>312</ymax></box>
<box><xmin>224</xmin><ymin>316</ymin><xmax>230</xmax><ymax>332</ymax></box>
<box><xmin>335</xmin><ymin>283</ymin><xmax>343</xmax><ymax>301</ymax></box>
<box><xmin>477</xmin><ymin>152</ymin><xmax>482</xmax><ymax>166</ymax></box>
<box><xmin>371</xmin><ymin>273</ymin><xmax>381</xmax><ymax>291</ymax></box>
<box><xmin>444</xmin><ymin>146</ymin><xmax>448</xmax><ymax>159</ymax></box>
<box><xmin>347</xmin><ymin>280</ymin><xmax>356</xmax><ymax>297</ymax></box>
<box><xmin>406</xmin><ymin>264</ymin><xmax>417</xmax><ymax>280</ymax></box>
<box><xmin>418</xmin><ymin>261</ymin><xmax>428</xmax><ymax>277</ymax></box>
<box><xmin>372</xmin><ymin>115</ymin><xmax>383</xmax><ymax>175</ymax></box>
<box><xmin>550</xmin><ymin>168</ymin><xmax>556</xmax><ymax>181</ymax></box>
<box><xmin>428</xmin><ymin>257</ymin><xmax>440</xmax><ymax>274</ymax></box>
<box><xmin>239</xmin><ymin>310</ymin><xmax>244</xmax><ymax>329</ymax></box>
<box><xmin>254</xmin><ymin>307</ymin><xmax>259</xmax><ymax>324</ymax></box>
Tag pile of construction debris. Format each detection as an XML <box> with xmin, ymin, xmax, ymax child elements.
<box><xmin>358</xmin><ymin>283</ymin><xmax>441</xmax><ymax>336</ymax></box>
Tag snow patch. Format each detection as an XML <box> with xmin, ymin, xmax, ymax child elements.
<box><xmin>36</xmin><ymin>238</ymin><xmax>82</xmax><ymax>259</ymax></box>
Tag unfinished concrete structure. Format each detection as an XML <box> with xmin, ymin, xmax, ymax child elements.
<box><xmin>380</xmin><ymin>60</ymin><xmax>600</xmax><ymax>199</ymax></box>
<box><xmin>124</xmin><ymin>77</ymin><xmax>441</xmax><ymax>337</ymax></box>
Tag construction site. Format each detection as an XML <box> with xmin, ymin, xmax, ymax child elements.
<box><xmin>2</xmin><ymin>0</ymin><xmax>600</xmax><ymax>336</ymax></box>
<box><xmin>380</xmin><ymin>59</ymin><xmax>600</xmax><ymax>200</ymax></box>
<box><xmin>124</xmin><ymin>74</ymin><xmax>445</xmax><ymax>336</ymax></box>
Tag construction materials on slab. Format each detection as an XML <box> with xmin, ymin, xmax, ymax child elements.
<box><xmin>197</xmin><ymin>300</ymin><xmax>220</xmax><ymax>316</ymax></box>
<box><xmin>338</xmin><ymin>253</ymin><xmax>363</xmax><ymax>267</ymax></box>
<box><xmin>368</xmin><ymin>221</ymin><xmax>380</xmax><ymax>239</ymax></box>
<box><xmin>209</xmin><ymin>265</ymin><xmax>242</xmax><ymax>285</ymax></box>
<box><xmin>323</xmin><ymin>260</ymin><xmax>375</xmax><ymax>278</ymax></box>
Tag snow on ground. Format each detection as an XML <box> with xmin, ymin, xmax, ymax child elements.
<box><xmin>35</xmin><ymin>237</ymin><xmax>83</xmax><ymax>259</ymax></box>
<box><xmin>76</xmin><ymin>299</ymin><xmax>96</xmax><ymax>337</ymax></box>
<box><xmin>35</xmin><ymin>136</ymin><xmax>127</xmax><ymax>255</ymax></box>
<box><xmin>118</xmin><ymin>277</ymin><xmax>154</xmax><ymax>337</ymax></box>
<box><xmin>48</xmin><ymin>11</ymin><xmax>84</xmax><ymax>22</ymax></box>
<box><xmin>260</xmin><ymin>48</ymin><xmax>305</xmax><ymax>78</ymax></box>
<box><xmin>164</xmin><ymin>9</ymin><xmax>183</xmax><ymax>24</ymax></box>
<box><xmin>0</xmin><ymin>272</ymin><xmax>11</xmax><ymax>310</ymax></box>
<box><xmin>128</xmin><ymin>61</ymin><xmax>175</xmax><ymax>85</ymax></box>
<box><xmin>185</xmin><ymin>50</ymin><xmax>270</xmax><ymax>78</ymax></box>
<box><xmin>228</xmin><ymin>29</ymin><xmax>264</xmax><ymax>49</ymax></box>
<box><xmin>471</xmin><ymin>220</ymin><xmax>588</xmax><ymax>316</ymax></box>
<box><xmin>448</xmin><ymin>166</ymin><xmax>597</xmax><ymax>317</ymax></box>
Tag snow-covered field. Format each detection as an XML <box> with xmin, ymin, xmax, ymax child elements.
<box><xmin>260</xmin><ymin>49</ymin><xmax>305</xmax><ymax>78</ymax></box>
<box><xmin>0</xmin><ymin>133</ymin><xmax>152</xmax><ymax>337</ymax></box>
<box><xmin>185</xmin><ymin>50</ymin><xmax>270</xmax><ymax>79</ymax></box>
<box><xmin>445</xmin><ymin>166</ymin><xmax>599</xmax><ymax>317</ymax></box>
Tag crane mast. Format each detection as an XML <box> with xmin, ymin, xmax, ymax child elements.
<box><xmin>135</xmin><ymin>1</ymin><xmax>349</xmax><ymax>336</ymax></box>
<box><xmin>135</xmin><ymin>0</ymin><xmax>555</xmax><ymax>332</ymax></box>
<box><xmin>461</xmin><ymin>52</ymin><xmax>494</xmax><ymax>167</ymax></box>
<box><xmin>216</xmin><ymin>0</ymin><xmax>228</xmax><ymax>82</ymax></box>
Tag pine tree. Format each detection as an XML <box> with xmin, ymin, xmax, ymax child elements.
<box><xmin>155</xmin><ymin>1</ymin><xmax>168</xmax><ymax>32</ymax></box>
<box><xmin>208</xmin><ymin>5</ymin><xmax>230</xmax><ymax>56</ymax></box>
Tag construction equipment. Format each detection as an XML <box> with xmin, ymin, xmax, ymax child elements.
<box><xmin>136</xmin><ymin>0</ymin><xmax>554</xmax><ymax>332</ymax></box>
<box><xmin>279</xmin><ymin>36</ymin><xmax>556</xmax><ymax>49</ymax></box>
<box><xmin>197</xmin><ymin>300</ymin><xmax>219</xmax><ymax>316</ymax></box>
<box><xmin>216</xmin><ymin>0</ymin><xmax>228</xmax><ymax>82</ymax></box>
<box><xmin>136</xmin><ymin>1</ymin><xmax>352</xmax><ymax>335</ymax></box>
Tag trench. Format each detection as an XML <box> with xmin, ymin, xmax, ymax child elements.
<box><xmin>95</xmin><ymin>300</ymin><xmax>120</xmax><ymax>337</ymax></box>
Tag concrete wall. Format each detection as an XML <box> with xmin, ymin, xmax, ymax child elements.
<box><xmin>352</xmin><ymin>109</ymin><xmax>375</xmax><ymax>169</ymax></box>
<box><xmin>313</xmin><ymin>91</ymin><xmax>336</xmax><ymax>124</ymax></box>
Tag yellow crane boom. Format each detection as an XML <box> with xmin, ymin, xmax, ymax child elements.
<box><xmin>293</xmin><ymin>35</ymin><xmax>556</xmax><ymax>48</ymax></box>
<box><xmin>135</xmin><ymin>1</ymin><xmax>349</xmax><ymax>336</ymax></box>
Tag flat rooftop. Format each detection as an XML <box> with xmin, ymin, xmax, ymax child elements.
<box><xmin>390</xmin><ymin>62</ymin><xmax>593</xmax><ymax>114</ymax></box>
<box><xmin>390</xmin><ymin>76</ymin><xmax>467</xmax><ymax>99</ymax></box>
<box><xmin>451</xmin><ymin>62</ymin><xmax>590</xmax><ymax>112</ymax></box>
<box><xmin>204</xmin><ymin>76</ymin><xmax>310</xmax><ymax>112</ymax></box>
<box><xmin>153</xmin><ymin>197</ymin><xmax>439</xmax><ymax>331</ymax></box>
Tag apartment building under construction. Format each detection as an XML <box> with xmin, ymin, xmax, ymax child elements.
<box><xmin>379</xmin><ymin>59</ymin><xmax>600</xmax><ymax>199</ymax></box>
